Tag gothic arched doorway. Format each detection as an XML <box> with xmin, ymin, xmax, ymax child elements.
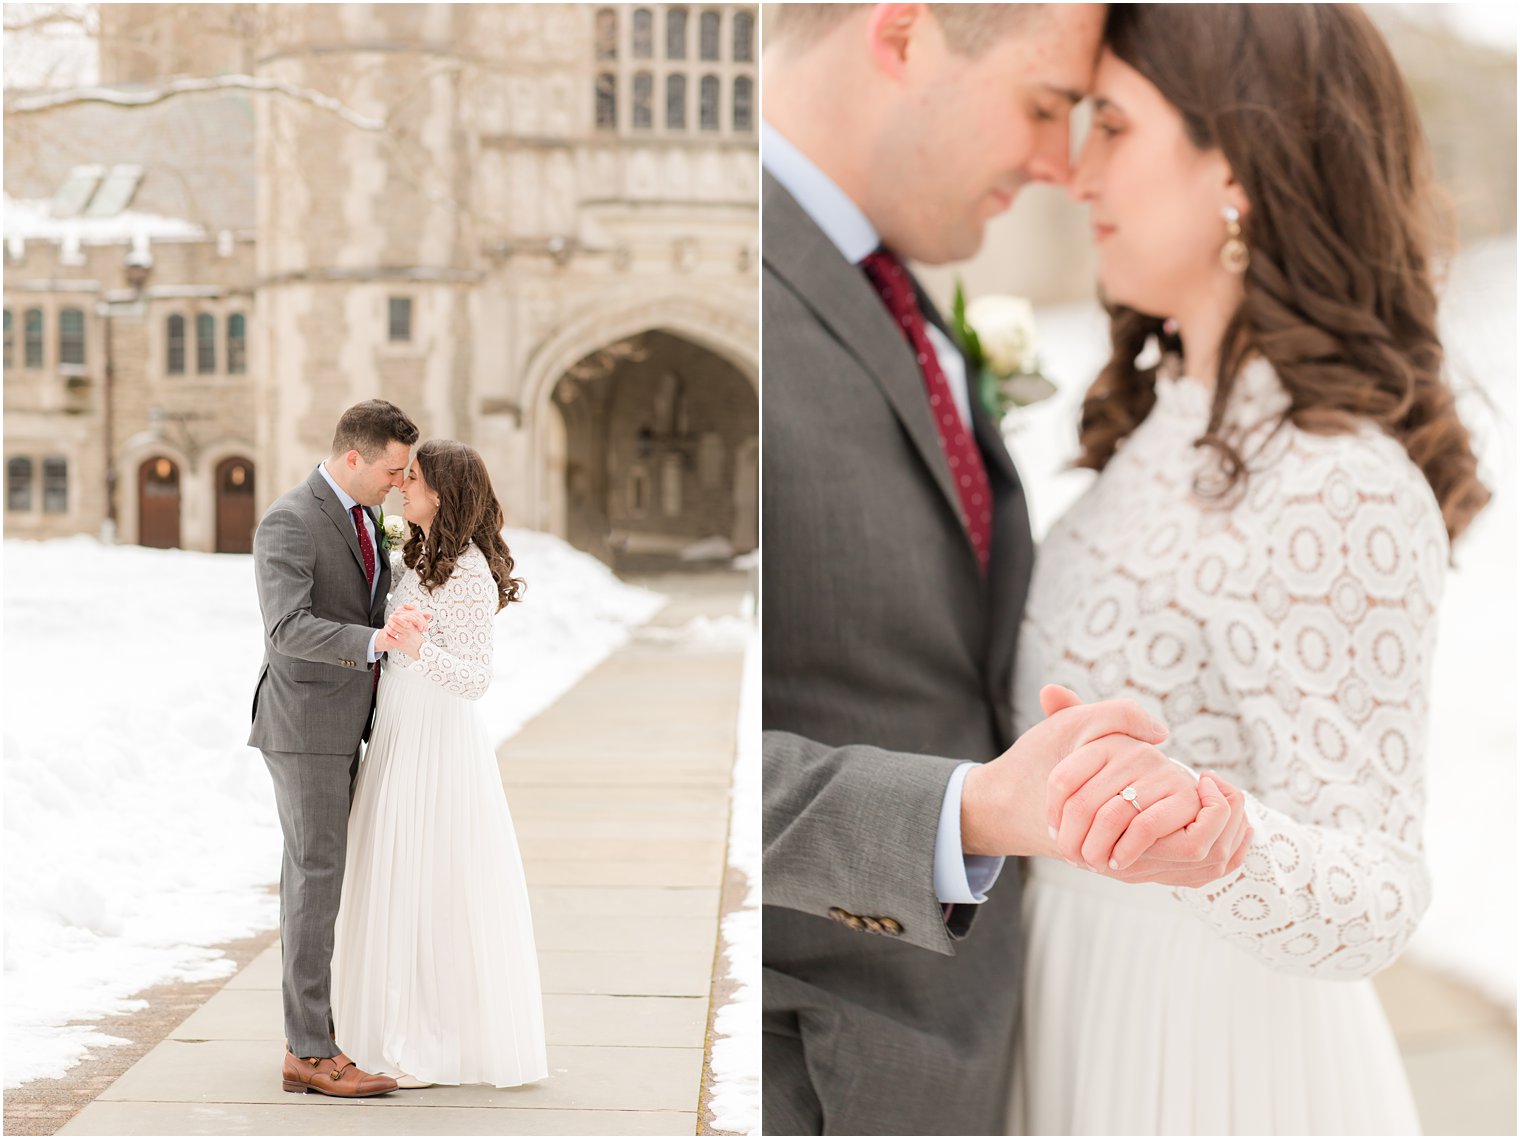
<box><xmin>138</xmin><ymin>456</ymin><xmax>182</xmax><ymax>549</ymax></box>
<box><xmin>550</xmin><ymin>330</ymin><xmax>757</xmax><ymax>570</ymax></box>
<box><xmin>215</xmin><ymin>456</ymin><xmax>256</xmax><ymax>553</ymax></box>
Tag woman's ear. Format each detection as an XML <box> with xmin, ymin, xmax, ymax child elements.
<box><xmin>1222</xmin><ymin>170</ymin><xmax>1250</xmax><ymax>221</ymax></box>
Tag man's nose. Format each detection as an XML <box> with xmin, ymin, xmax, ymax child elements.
<box><xmin>1029</xmin><ymin>130</ymin><xmax>1072</xmax><ymax>187</ymax></box>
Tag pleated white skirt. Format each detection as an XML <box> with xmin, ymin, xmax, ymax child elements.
<box><xmin>1010</xmin><ymin>859</ymin><xmax>1420</xmax><ymax>1135</ymax></box>
<box><xmin>332</xmin><ymin>664</ymin><xmax>548</xmax><ymax>1087</ymax></box>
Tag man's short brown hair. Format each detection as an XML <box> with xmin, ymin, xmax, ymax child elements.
<box><xmin>331</xmin><ymin>399</ymin><xmax>419</xmax><ymax>460</ymax></box>
<box><xmin>769</xmin><ymin>4</ymin><xmax>1048</xmax><ymax>59</ymax></box>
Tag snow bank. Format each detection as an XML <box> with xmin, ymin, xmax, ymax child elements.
<box><xmin>706</xmin><ymin>610</ymin><xmax>761</xmax><ymax>1135</ymax></box>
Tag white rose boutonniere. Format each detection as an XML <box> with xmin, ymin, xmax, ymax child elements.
<box><xmin>950</xmin><ymin>279</ymin><xmax>1057</xmax><ymax>418</ymax></box>
<box><xmin>383</xmin><ymin>514</ymin><xmax>408</xmax><ymax>548</ymax></box>
<box><xmin>378</xmin><ymin>510</ymin><xmax>408</xmax><ymax>575</ymax></box>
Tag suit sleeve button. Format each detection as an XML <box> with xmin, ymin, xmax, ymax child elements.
<box><xmin>880</xmin><ymin>917</ymin><xmax>903</xmax><ymax>935</ymax></box>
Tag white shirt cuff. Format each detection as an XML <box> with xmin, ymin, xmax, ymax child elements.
<box><xmin>367</xmin><ymin>630</ymin><xmax>382</xmax><ymax>663</ymax></box>
<box><xmin>933</xmin><ymin>761</ymin><xmax>1006</xmax><ymax>904</ymax></box>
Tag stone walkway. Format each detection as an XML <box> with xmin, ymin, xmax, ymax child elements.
<box><xmin>57</xmin><ymin>573</ymin><xmax>751</xmax><ymax>1136</ymax></box>
<box><xmin>1375</xmin><ymin>958</ymin><xmax>1517</xmax><ymax>1135</ymax></box>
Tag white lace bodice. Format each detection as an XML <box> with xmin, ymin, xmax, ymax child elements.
<box><xmin>1015</xmin><ymin>357</ymin><xmax>1448</xmax><ymax>980</ymax></box>
<box><xmin>385</xmin><ymin>542</ymin><xmax>498</xmax><ymax>701</ymax></box>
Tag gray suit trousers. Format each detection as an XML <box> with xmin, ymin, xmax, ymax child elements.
<box><xmin>261</xmin><ymin>747</ymin><xmax>361</xmax><ymax>1058</ymax></box>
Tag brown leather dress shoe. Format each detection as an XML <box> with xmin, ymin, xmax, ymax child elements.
<box><xmin>282</xmin><ymin>1048</ymin><xmax>398</xmax><ymax>1097</ymax></box>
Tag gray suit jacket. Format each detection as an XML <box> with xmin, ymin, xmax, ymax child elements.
<box><xmin>248</xmin><ymin>467</ymin><xmax>391</xmax><ymax>756</ymax></box>
<box><xmin>762</xmin><ymin>172</ymin><xmax>1035</xmax><ymax>1134</ymax></box>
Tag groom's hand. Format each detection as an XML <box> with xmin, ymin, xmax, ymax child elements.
<box><xmin>960</xmin><ymin>693</ymin><xmax>1170</xmax><ymax>858</ymax></box>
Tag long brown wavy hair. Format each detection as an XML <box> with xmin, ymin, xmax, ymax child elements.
<box><xmin>1077</xmin><ymin>4</ymin><xmax>1489</xmax><ymax>544</ymax></box>
<box><xmin>402</xmin><ymin>439</ymin><xmax>525</xmax><ymax>610</ymax></box>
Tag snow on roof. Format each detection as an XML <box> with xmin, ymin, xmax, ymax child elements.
<box><xmin>3</xmin><ymin>193</ymin><xmax>206</xmax><ymax>244</ymax></box>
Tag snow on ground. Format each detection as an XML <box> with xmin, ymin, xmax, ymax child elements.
<box><xmin>1</xmin><ymin>530</ymin><xmax>663</xmax><ymax>1088</ymax></box>
<box><xmin>1012</xmin><ymin>236</ymin><xmax>1518</xmax><ymax>1010</ymax></box>
<box><xmin>706</xmin><ymin>603</ymin><xmax>761</xmax><ymax>1135</ymax></box>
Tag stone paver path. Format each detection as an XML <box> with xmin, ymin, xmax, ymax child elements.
<box><xmin>59</xmin><ymin>573</ymin><xmax>750</xmax><ymax>1136</ymax></box>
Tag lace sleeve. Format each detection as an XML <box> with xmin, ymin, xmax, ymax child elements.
<box><xmin>1172</xmin><ymin>433</ymin><xmax>1448</xmax><ymax>979</ymax></box>
<box><xmin>404</xmin><ymin>547</ymin><xmax>497</xmax><ymax>701</ymax></box>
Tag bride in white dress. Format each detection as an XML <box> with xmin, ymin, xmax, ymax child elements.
<box><xmin>1010</xmin><ymin>6</ymin><xmax>1489</xmax><ymax>1134</ymax></box>
<box><xmin>332</xmin><ymin>438</ymin><xmax>547</xmax><ymax>1089</ymax></box>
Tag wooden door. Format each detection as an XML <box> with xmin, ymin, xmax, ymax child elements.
<box><xmin>138</xmin><ymin>457</ymin><xmax>181</xmax><ymax>549</ymax></box>
<box><xmin>215</xmin><ymin>456</ymin><xmax>255</xmax><ymax>554</ymax></box>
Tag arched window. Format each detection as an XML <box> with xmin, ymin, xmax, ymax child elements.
<box><xmin>594</xmin><ymin>8</ymin><xmax>617</xmax><ymax>60</ymax></box>
<box><xmin>7</xmin><ymin>456</ymin><xmax>33</xmax><ymax>512</ymax></box>
<box><xmin>24</xmin><ymin>308</ymin><xmax>43</xmax><ymax>368</ymax></box>
<box><xmin>227</xmin><ymin>312</ymin><xmax>247</xmax><ymax>374</ymax></box>
<box><xmin>632</xmin><ymin>8</ymin><xmax>653</xmax><ymax>58</ymax></box>
<box><xmin>166</xmin><ymin>314</ymin><xmax>185</xmax><ymax>374</ymax></box>
<box><xmin>632</xmin><ymin>72</ymin><xmax>654</xmax><ymax>130</ymax></box>
<box><xmin>595</xmin><ymin>72</ymin><xmax>617</xmax><ymax>131</ymax></box>
<box><xmin>666</xmin><ymin>74</ymin><xmax>687</xmax><ymax>130</ymax></box>
<box><xmin>699</xmin><ymin>10</ymin><xmax>721</xmax><ymax>60</ymax></box>
<box><xmin>59</xmin><ymin>307</ymin><xmax>85</xmax><ymax>366</ymax></box>
<box><xmin>699</xmin><ymin>75</ymin><xmax>720</xmax><ymax>131</ymax></box>
<box><xmin>733</xmin><ymin>10</ymin><xmax>754</xmax><ymax>62</ymax></box>
<box><xmin>666</xmin><ymin>7</ymin><xmax>688</xmax><ymax>59</ymax></box>
<box><xmin>196</xmin><ymin>313</ymin><xmax>216</xmax><ymax>373</ymax></box>
<box><xmin>733</xmin><ymin>75</ymin><xmax>753</xmax><ymax>132</ymax></box>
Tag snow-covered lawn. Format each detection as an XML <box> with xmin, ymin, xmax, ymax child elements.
<box><xmin>1014</xmin><ymin>236</ymin><xmax>1517</xmax><ymax>1010</ymax></box>
<box><xmin>2</xmin><ymin>529</ymin><xmax>662</xmax><ymax>1087</ymax></box>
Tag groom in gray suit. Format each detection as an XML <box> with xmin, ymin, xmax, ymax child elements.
<box><xmin>762</xmin><ymin>7</ymin><xmax>1249</xmax><ymax>1134</ymax></box>
<box><xmin>249</xmin><ymin>399</ymin><xmax>420</xmax><ymax>1097</ymax></box>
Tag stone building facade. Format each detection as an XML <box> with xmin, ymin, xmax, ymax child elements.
<box><xmin>4</xmin><ymin>3</ymin><xmax>758</xmax><ymax>566</ymax></box>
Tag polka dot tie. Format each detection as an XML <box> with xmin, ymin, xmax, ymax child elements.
<box><xmin>351</xmin><ymin>505</ymin><xmax>379</xmax><ymax>691</ymax></box>
<box><xmin>350</xmin><ymin>505</ymin><xmax>376</xmax><ymax>592</ymax></box>
<box><xmin>860</xmin><ymin>247</ymin><xmax>992</xmax><ymax>574</ymax></box>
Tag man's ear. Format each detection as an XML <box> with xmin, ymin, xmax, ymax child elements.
<box><xmin>866</xmin><ymin>4</ymin><xmax>930</xmax><ymax>83</ymax></box>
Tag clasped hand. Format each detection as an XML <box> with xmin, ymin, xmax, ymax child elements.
<box><xmin>961</xmin><ymin>685</ymin><xmax>1251</xmax><ymax>888</ymax></box>
<box><xmin>376</xmin><ymin>602</ymin><xmax>431</xmax><ymax>656</ymax></box>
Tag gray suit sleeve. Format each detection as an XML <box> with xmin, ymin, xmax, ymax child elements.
<box><xmin>762</xmin><ymin>729</ymin><xmax>977</xmax><ymax>955</ymax></box>
<box><xmin>254</xmin><ymin>507</ymin><xmax>378</xmax><ymax>670</ymax></box>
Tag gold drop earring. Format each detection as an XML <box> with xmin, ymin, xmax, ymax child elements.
<box><xmin>1221</xmin><ymin>206</ymin><xmax>1250</xmax><ymax>273</ymax></box>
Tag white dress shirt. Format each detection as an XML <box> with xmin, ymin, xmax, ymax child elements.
<box><xmin>317</xmin><ymin>461</ymin><xmax>384</xmax><ymax>665</ymax></box>
<box><xmin>763</xmin><ymin>120</ymin><xmax>1004</xmax><ymax>905</ymax></box>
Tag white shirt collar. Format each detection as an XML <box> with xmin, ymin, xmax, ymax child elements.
<box><xmin>762</xmin><ymin>120</ymin><xmax>880</xmax><ymax>265</ymax></box>
<box><xmin>317</xmin><ymin>461</ymin><xmax>361</xmax><ymax>516</ymax></box>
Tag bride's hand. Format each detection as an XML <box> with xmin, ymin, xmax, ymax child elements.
<box><xmin>393</xmin><ymin>624</ymin><xmax>424</xmax><ymax>656</ymax></box>
<box><xmin>378</xmin><ymin>603</ymin><xmax>430</xmax><ymax>653</ymax></box>
<box><xmin>1048</xmin><ymin>733</ymin><xmax>1203</xmax><ymax>871</ymax></box>
<box><xmin>1105</xmin><ymin>772</ymin><xmax>1253</xmax><ymax>886</ymax></box>
<box><xmin>1041</xmin><ymin>685</ymin><xmax>1251</xmax><ymax>885</ymax></box>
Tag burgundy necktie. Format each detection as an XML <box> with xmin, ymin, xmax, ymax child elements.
<box><xmin>860</xmin><ymin>247</ymin><xmax>993</xmax><ymax>575</ymax></box>
<box><xmin>350</xmin><ymin>505</ymin><xmax>376</xmax><ymax>590</ymax></box>
<box><xmin>350</xmin><ymin>505</ymin><xmax>379</xmax><ymax>691</ymax></box>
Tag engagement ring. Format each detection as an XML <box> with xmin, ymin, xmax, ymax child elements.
<box><xmin>1119</xmin><ymin>785</ymin><xmax>1142</xmax><ymax>811</ymax></box>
